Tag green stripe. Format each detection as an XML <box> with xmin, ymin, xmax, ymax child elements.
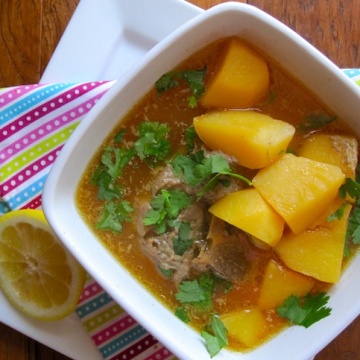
<box><xmin>83</xmin><ymin>303</ymin><xmax>124</xmax><ymax>332</ymax></box>
<box><xmin>0</xmin><ymin>121</ymin><xmax>80</xmax><ymax>181</ymax></box>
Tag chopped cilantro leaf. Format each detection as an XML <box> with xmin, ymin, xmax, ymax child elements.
<box><xmin>339</xmin><ymin>178</ymin><xmax>360</xmax><ymax>199</ymax></box>
<box><xmin>297</xmin><ymin>114</ymin><xmax>335</xmax><ymax>132</ymax></box>
<box><xmin>175</xmin><ymin>273</ymin><xmax>214</xmax><ymax>310</ymax></box>
<box><xmin>201</xmin><ymin>315</ymin><xmax>228</xmax><ymax>358</ymax></box>
<box><xmin>91</xmin><ymin>165</ymin><xmax>121</xmax><ymax>200</ymax></box>
<box><xmin>101</xmin><ymin>146</ymin><xmax>135</xmax><ymax>180</ymax></box>
<box><xmin>172</xmin><ymin>151</ymin><xmax>251</xmax><ymax>198</ymax></box>
<box><xmin>327</xmin><ymin>202</ymin><xmax>347</xmax><ymax>222</ymax></box>
<box><xmin>173</xmin><ymin>221</ymin><xmax>194</xmax><ymax>256</ymax></box>
<box><xmin>114</xmin><ymin>129</ymin><xmax>126</xmax><ymax>143</ymax></box>
<box><xmin>277</xmin><ymin>292</ymin><xmax>331</xmax><ymax>328</ymax></box>
<box><xmin>345</xmin><ymin>199</ymin><xmax>360</xmax><ymax>256</ymax></box>
<box><xmin>96</xmin><ymin>200</ymin><xmax>133</xmax><ymax>233</ymax></box>
<box><xmin>143</xmin><ymin>189</ymin><xmax>192</xmax><ymax>234</ymax></box>
<box><xmin>172</xmin><ymin>151</ymin><xmax>230</xmax><ymax>187</ymax></box>
<box><xmin>134</xmin><ymin>121</ymin><xmax>171</xmax><ymax>165</ymax></box>
<box><xmin>155</xmin><ymin>68</ymin><xmax>206</xmax><ymax>108</ymax></box>
<box><xmin>158</xmin><ymin>266</ymin><xmax>175</xmax><ymax>278</ymax></box>
<box><xmin>185</xmin><ymin>125</ymin><xmax>198</xmax><ymax>152</ymax></box>
<box><xmin>175</xmin><ymin>306</ymin><xmax>190</xmax><ymax>324</ymax></box>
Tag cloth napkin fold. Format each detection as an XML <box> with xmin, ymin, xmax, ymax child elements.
<box><xmin>0</xmin><ymin>69</ymin><xmax>359</xmax><ymax>360</ymax></box>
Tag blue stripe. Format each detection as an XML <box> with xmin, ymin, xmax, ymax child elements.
<box><xmin>0</xmin><ymin>83</ymin><xmax>75</xmax><ymax>125</ymax></box>
<box><xmin>99</xmin><ymin>324</ymin><xmax>147</xmax><ymax>358</ymax></box>
<box><xmin>343</xmin><ymin>69</ymin><xmax>360</xmax><ymax>79</ymax></box>
<box><xmin>5</xmin><ymin>173</ymin><xmax>48</xmax><ymax>210</ymax></box>
<box><xmin>76</xmin><ymin>292</ymin><xmax>113</xmax><ymax>318</ymax></box>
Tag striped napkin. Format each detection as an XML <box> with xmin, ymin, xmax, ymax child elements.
<box><xmin>0</xmin><ymin>69</ymin><xmax>359</xmax><ymax>360</ymax></box>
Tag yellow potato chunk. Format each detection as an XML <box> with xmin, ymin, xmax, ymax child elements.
<box><xmin>200</xmin><ymin>37</ymin><xmax>269</xmax><ymax>108</ymax></box>
<box><xmin>221</xmin><ymin>308</ymin><xmax>267</xmax><ymax>348</ymax></box>
<box><xmin>258</xmin><ymin>260</ymin><xmax>314</xmax><ymax>309</ymax></box>
<box><xmin>209</xmin><ymin>188</ymin><xmax>284</xmax><ymax>246</ymax></box>
<box><xmin>252</xmin><ymin>153</ymin><xmax>345</xmax><ymax>234</ymax></box>
<box><xmin>193</xmin><ymin>110</ymin><xmax>295</xmax><ymax>169</ymax></box>
<box><xmin>275</xmin><ymin>203</ymin><xmax>351</xmax><ymax>283</ymax></box>
<box><xmin>299</xmin><ymin>133</ymin><xmax>358</xmax><ymax>179</ymax></box>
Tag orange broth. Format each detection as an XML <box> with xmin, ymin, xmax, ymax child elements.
<box><xmin>76</xmin><ymin>37</ymin><xmax>359</xmax><ymax>352</ymax></box>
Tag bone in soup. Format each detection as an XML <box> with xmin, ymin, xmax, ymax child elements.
<box><xmin>76</xmin><ymin>37</ymin><xmax>359</xmax><ymax>356</ymax></box>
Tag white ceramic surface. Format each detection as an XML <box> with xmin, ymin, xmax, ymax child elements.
<box><xmin>0</xmin><ymin>0</ymin><xmax>201</xmax><ymax>359</ymax></box>
<box><xmin>42</xmin><ymin>2</ymin><xmax>360</xmax><ymax>360</ymax></box>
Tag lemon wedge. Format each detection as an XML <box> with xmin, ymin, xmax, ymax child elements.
<box><xmin>0</xmin><ymin>209</ymin><xmax>86</xmax><ymax>321</ymax></box>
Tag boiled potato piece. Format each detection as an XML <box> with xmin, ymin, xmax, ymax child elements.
<box><xmin>252</xmin><ymin>153</ymin><xmax>345</xmax><ymax>234</ymax></box>
<box><xmin>193</xmin><ymin>110</ymin><xmax>295</xmax><ymax>169</ymax></box>
<box><xmin>200</xmin><ymin>37</ymin><xmax>269</xmax><ymax>108</ymax></box>
<box><xmin>209</xmin><ymin>188</ymin><xmax>284</xmax><ymax>246</ymax></box>
<box><xmin>275</xmin><ymin>203</ymin><xmax>351</xmax><ymax>283</ymax></box>
<box><xmin>221</xmin><ymin>307</ymin><xmax>267</xmax><ymax>348</ymax></box>
<box><xmin>299</xmin><ymin>133</ymin><xmax>358</xmax><ymax>179</ymax></box>
<box><xmin>258</xmin><ymin>260</ymin><xmax>314</xmax><ymax>309</ymax></box>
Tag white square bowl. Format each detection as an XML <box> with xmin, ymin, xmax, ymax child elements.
<box><xmin>42</xmin><ymin>2</ymin><xmax>360</xmax><ymax>360</ymax></box>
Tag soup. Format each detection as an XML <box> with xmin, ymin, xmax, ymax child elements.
<box><xmin>76</xmin><ymin>37</ymin><xmax>359</xmax><ymax>355</ymax></box>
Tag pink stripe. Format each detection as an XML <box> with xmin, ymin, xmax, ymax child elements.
<box><xmin>92</xmin><ymin>314</ymin><xmax>137</xmax><ymax>346</ymax></box>
<box><xmin>0</xmin><ymin>84</ymin><xmax>42</xmax><ymax>107</ymax></box>
<box><xmin>78</xmin><ymin>281</ymin><xmax>104</xmax><ymax>303</ymax></box>
<box><xmin>20</xmin><ymin>194</ymin><xmax>42</xmax><ymax>210</ymax></box>
<box><xmin>0</xmin><ymin>82</ymin><xmax>108</xmax><ymax>141</ymax></box>
<box><xmin>144</xmin><ymin>346</ymin><xmax>174</xmax><ymax>360</ymax></box>
<box><xmin>0</xmin><ymin>148</ymin><xmax>60</xmax><ymax>195</ymax></box>
<box><xmin>0</xmin><ymin>91</ymin><xmax>106</xmax><ymax>164</ymax></box>
<box><xmin>108</xmin><ymin>334</ymin><xmax>158</xmax><ymax>360</ymax></box>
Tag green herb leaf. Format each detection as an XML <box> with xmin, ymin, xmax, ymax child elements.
<box><xmin>327</xmin><ymin>202</ymin><xmax>347</xmax><ymax>222</ymax></box>
<box><xmin>277</xmin><ymin>292</ymin><xmax>331</xmax><ymax>328</ymax></box>
<box><xmin>297</xmin><ymin>114</ymin><xmax>335</xmax><ymax>132</ymax></box>
<box><xmin>158</xmin><ymin>266</ymin><xmax>175</xmax><ymax>278</ymax></box>
<box><xmin>184</xmin><ymin>125</ymin><xmax>198</xmax><ymax>152</ymax></box>
<box><xmin>201</xmin><ymin>315</ymin><xmax>228</xmax><ymax>358</ymax></box>
<box><xmin>339</xmin><ymin>178</ymin><xmax>360</xmax><ymax>199</ymax></box>
<box><xmin>173</xmin><ymin>221</ymin><xmax>194</xmax><ymax>256</ymax></box>
<box><xmin>101</xmin><ymin>146</ymin><xmax>135</xmax><ymax>180</ymax></box>
<box><xmin>134</xmin><ymin>121</ymin><xmax>171</xmax><ymax>164</ymax></box>
<box><xmin>91</xmin><ymin>165</ymin><xmax>122</xmax><ymax>200</ymax></box>
<box><xmin>175</xmin><ymin>273</ymin><xmax>214</xmax><ymax>309</ymax></box>
<box><xmin>175</xmin><ymin>306</ymin><xmax>191</xmax><ymax>324</ymax></box>
<box><xmin>96</xmin><ymin>200</ymin><xmax>133</xmax><ymax>233</ymax></box>
<box><xmin>172</xmin><ymin>151</ymin><xmax>231</xmax><ymax>187</ymax></box>
<box><xmin>143</xmin><ymin>189</ymin><xmax>192</xmax><ymax>234</ymax></box>
<box><xmin>155</xmin><ymin>68</ymin><xmax>206</xmax><ymax>108</ymax></box>
<box><xmin>114</xmin><ymin>129</ymin><xmax>126</xmax><ymax>143</ymax></box>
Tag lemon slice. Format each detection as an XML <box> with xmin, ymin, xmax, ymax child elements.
<box><xmin>0</xmin><ymin>209</ymin><xmax>86</xmax><ymax>321</ymax></box>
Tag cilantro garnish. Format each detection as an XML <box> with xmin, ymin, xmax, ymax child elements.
<box><xmin>201</xmin><ymin>315</ymin><xmax>228</xmax><ymax>358</ymax></box>
<box><xmin>172</xmin><ymin>151</ymin><xmax>231</xmax><ymax>187</ymax></box>
<box><xmin>175</xmin><ymin>273</ymin><xmax>214</xmax><ymax>310</ymax></box>
<box><xmin>185</xmin><ymin>125</ymin><xmax>199</xmax><ymax>152</ymax></box>
<box><xmin>339</xmin><ymin>177</ymin><xmax>360</xmax><ymax>199</ymax></box>
<box><xmin>143</xmin><ymin>189</ymin><xmax>192</xmax><ymax>234</ymax></box>
<box><xmin>172</xmin><ymin>151</ymin><xmax>251</xmax><ymax>198</ymax></box>
<box><xmin>277</xmin><ymin>292</ymin><xmax>331</xmax><ymax>328</ymax></box>
<box><xmin>345</xmin><ymin>199</ymin><xmax>360</xmax><ymax>256</ymax></box>
<box><xmin>175</xmin><ymin>306</ymin><xmax>191</xmax><ymax>324</ymax></box>
<box><xmin>296</xmin><ymin>114</ymin><xmax>335</xmax><ymax>132</ymax></box>
<box><xmin>155</xmin><ymin>68</ymin><xmax>206</xmax><ymax>108</ymax></box>
<box><xmin>114</xmin><ymin>129</ymin><xmax>126</xmax><ymax>143</ymax></box>
<box><xmin>134</xmin><ymin>121</ymin><xmax>171</xmax><ymax>165</ymax></box>
<box><xmin>172</xmin><ymin>221</ymin><xmax>194</xmax><ymax>256</ymax></box>
<box><xmin>96</xmin><ymin>200</ymin><xmax>133</xmax><ymax>233</ymax></box>
<box><xmin>91</xmin><ymin>146</ymin><xmax>135</xmax><ymax>200</ymax></box>
<box><xmin>327</xmin><ymin>202</ymin><xmax>347</xmax><ymax>222</ymax></box>
<box><xmin>101</xmin><ymin>146</ymin><xmax>135</xmax><ymax>180</ymax></box>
